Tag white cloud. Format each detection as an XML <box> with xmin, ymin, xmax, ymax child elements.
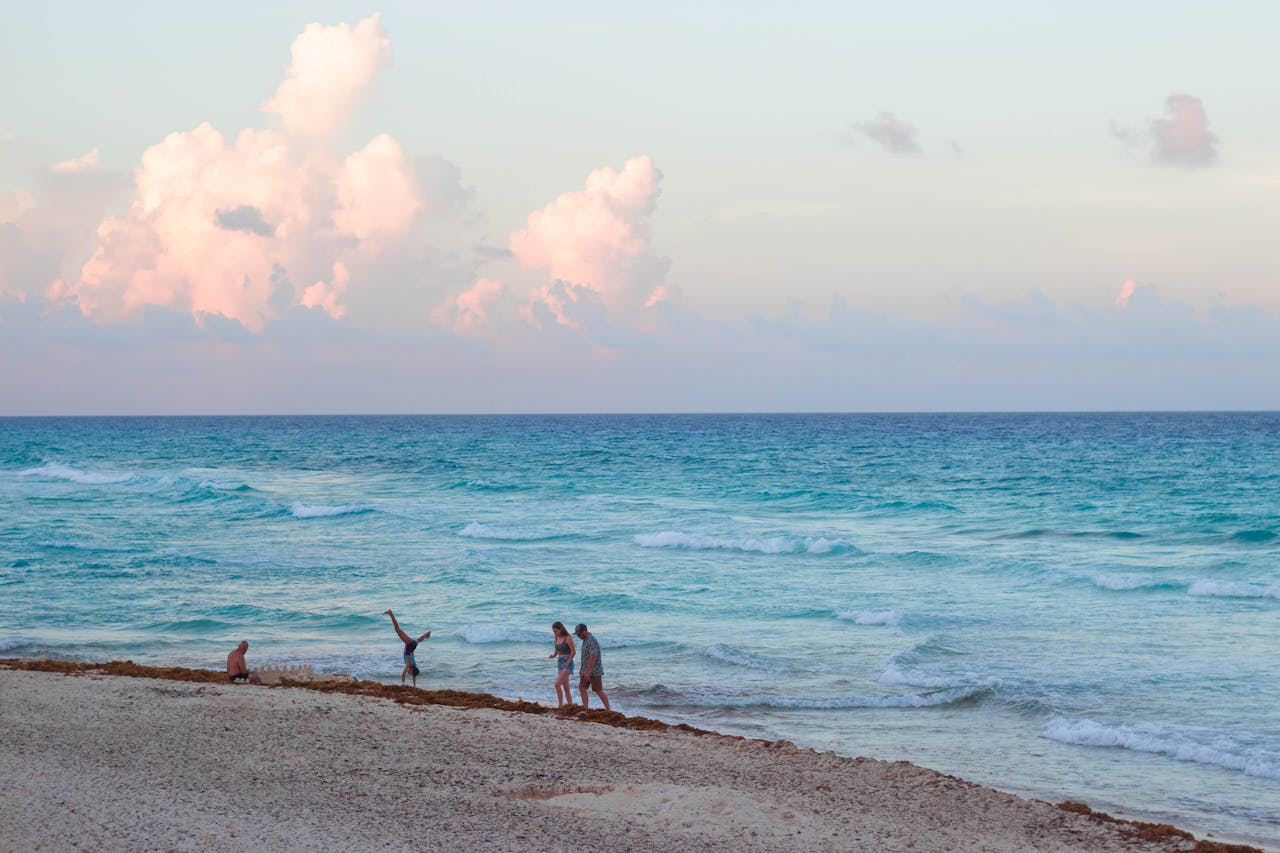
<box><xmin>262</xmin><ymin>13</ymin><xmax>392</xmax><ymax>138</ymax></box>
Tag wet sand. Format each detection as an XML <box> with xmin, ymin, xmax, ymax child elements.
<box><xmin>0</xmin><ymin>666</ymin><xmax>1255</xmax><ymax>852</ymax></box>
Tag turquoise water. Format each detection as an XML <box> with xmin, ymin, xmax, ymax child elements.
<box><xmin>1</xmin><ymin>413</ymin><xmax>1277</xmax><ymax>845</ymax></box>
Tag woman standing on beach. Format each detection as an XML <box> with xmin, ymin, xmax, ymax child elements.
<box><xmin>548</xmin><ymin>621</ymin><xmax>576</xmax><ymax>707</ymax></box>
<box><xmin>384</xmin><ymin>609</ymin><xmax>430</xmax><ymax>688</ymax></box>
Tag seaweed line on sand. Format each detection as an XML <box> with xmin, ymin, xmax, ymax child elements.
<box><xmin>1055</xmin><ymin>801</ymin><xmax>1261</xmax><ymax>853</ymax></box>
<box><xmin>1</xmin><ymin>658</ymin><xmax>1263</xmax><ymax>853</ymax></box>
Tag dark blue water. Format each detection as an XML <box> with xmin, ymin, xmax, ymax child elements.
<box><xmin>1</xmin><ymin>413</ymin><xmax>1277</xmax><ymax>845</ymax></box>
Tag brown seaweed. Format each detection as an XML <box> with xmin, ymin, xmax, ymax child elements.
<box><xmin>3</xmin><ymin>658</ymin><xmax>1257</xmax><ymax>851</ymax></box>
<box><xmin>1057</xmin><ymin>801</ymin><xmax>1261</xmax><ymax>852</ymax></box>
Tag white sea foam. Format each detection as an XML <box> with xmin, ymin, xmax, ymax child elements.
<box><xmin>288</xmin><ymin>503</ymin><xmax>370</xmax><ymax>519</ymax></box>
<box><xmin>633</xmin><ymin>531</ymin><xmax>856</xmax><ymax>555</ymax></box>
<box><xmin>835</xmin><ymin>609</ymin><xmax>900</xmax><ymax>626</ymax></box>
<box><xmin>1187</xmin><ymin>579</ymin><xmax>1280</xmax><ymax>600</ymax></box>
<box><xmin>0</xmin><ymin>636</ymin><xmax>35</xmax><ymax>653</ymax></box>
<box><xmin>199</xmin><ymin>479</ymin><xmax>251</xmax><ymax>491</ymax></box>
<box><xmin>1092</xmin><ymin>574</ymin><xmax>1168</xmax><ymax>591</ymax></box>
<box><xmin>662</xmin><ymin>684</ymin><xmax>987</xmax><ymax>710</ymax></box>
<box><xmin>458</xmin><ymin>522</ymin><xmax>555</xmax><ymax>541</ymax></box>
<box><xmin>1043</xmin><ymin>716</ymin><xmax>1280</xmax><ymax>781</ymax></box>
<box><xmin>878</xmin><ymin>662</ymin><xmax>965</xmax><ymax>690</ymax></box>
<box><xmin>20</xmin><ymin>462</ymin><xmax>133</xmax><ymax>485</ymax></box>
<box><xmin>458</xmin><ymin>625</ymin><xmax>546</xmax><ymax>644</ymax></box>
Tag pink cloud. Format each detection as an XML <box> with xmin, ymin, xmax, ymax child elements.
<box><xmin>0</xmin><ymin>189</ymin><xmax>34</xmax><ymax>224</ymax></box>
<box><xmin>49</xmin><ymin>148</ymin><xmax>101</xmax><ymax>175</ymax></box>
<box><xmin>432</xmin><ymin>277</ymin><xmax>503</xmax><ymax>333</ymax></box>
<box><xmin>301</xmin><ymin>261</ymin><xmax>350</xmax><ymax>319</ymax></box>
<box><xmin>1</xmin><ymin>159</ymin><xmax>126</xmax><ymax>302</ymax></box>
<box><xmin>1145</xmin><ymin>94</ymin><xmax>1218</xmax><ymax>168</ymax></box>
<box><xmin>333</xmin><ymin>134</ymin><xmax>420</xmax><ymax>240</ymax></box>
<box><xmin>509</xmin><ymin>155</ymin><xmax>670</xmax><ymax>327</ymax></box>
<box><xmin>1115</xmin><ymin>279</ymin><xmax>1136</xmax><ymax>310</ymax></box>
<box><xmin>70</xmin><ymin>124</ymin><xmax>311</xmax><ymax>329</ymax></box>
<box><xmin>262</xmin><ymin>14</ymin><xmax>392</xmax><ymax>138</ymax></box>
<box><xmin>57</xmin><ymin>16</ymin><xmax>464</xmax><ymax>331</ymax></box>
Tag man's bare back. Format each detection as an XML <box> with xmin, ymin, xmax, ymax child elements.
<box><xmin>226</xmin><ymin>641</ymin><xmax>263</xmax><ymax>684</ymax></box>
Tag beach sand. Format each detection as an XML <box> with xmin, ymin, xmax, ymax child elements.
<box><xmin>0</xmin><ymin>666</ymin><xmax>1253</xmax><ymax>852</ymax></box>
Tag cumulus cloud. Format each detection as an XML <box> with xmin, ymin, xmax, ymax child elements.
<box><xmin>301</xmin><ymin>260</ymin><xmax>350</xmax><ymax>319</ymax></box>
<box><xmin>509</xmin><ymin>155</ymin><xmax>671</xmax><ymax>329</ymax></box>
<box><xmin>262</xmin><ymin>13</ymin><xmax>392</xmax><ymax>138</ymax></box>
<box><xmin>431</xmin><ymin>277</ymin><xmax>503</xmax><ymax>333</ymax></box>
<box><xmin>333</xmin><ymin>134</ymin><xmax>420</xmax><ymax>241</ymax></box>
<box><xmin>70</xmin><ymin>123</ymin><xmax>312</xmax><ymax>329</ymax></box>
<box><xmin>49</xmin><ymin>148</ymin><xmax>101</xmax><ymax>175</ymax></box>
<box><xmin>1113</xmin><ymin>94</ymin><xmax>1219</xmax><ymax>168</ymax></box>
<box><xmin>1151</xmin><ymin>94</ymin><xmax>1219</xmax><ymax>167</ymax></box>
<box><xmin>0</xmin><ymin>189</ymin><xmax>34</xmax><ymax>223</ymax></box>
<box><xmin>0</xmin><ymin>160</ymin><xmax>127</xmax><ymax>301</ymax></box>
<box><xmin>855</xmin><ymin>111</ymin><xmax>922</xmax><ymax>155</ymax></box>
<box><xmin>1115</xmin><ymin>279</ymin><xmax>1136</xmax><ymax>310</ymax></box>
<box><xmin>47</xmin><ymin>15</ymin><xmax>467</xmax><ymax>331</ymax></box>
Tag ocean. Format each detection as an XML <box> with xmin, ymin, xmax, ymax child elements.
<box><xmin>1</xmin><ymin>413</ymin><xmax>1277</xmax><ymax>845</ymax></box>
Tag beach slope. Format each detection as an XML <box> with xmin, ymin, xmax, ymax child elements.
<box><xmin>0</xmin><ymin>668</ymin><xmax>1244</xmax><ymax>852</ymax></box>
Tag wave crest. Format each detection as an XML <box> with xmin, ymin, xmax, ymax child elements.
<box><xmin>653</xmin><ymin>685</ymin><xmax>988</xmax><ymax>710</ymax></box>
<box><xmin>1043</xmin><ymin>716</ymin><xmax>1280</xmax><ymax>781</ymax></box>
<box><xmin>20</xmin><ymin>462</ymin><xmax>133</xmax><ymax>485</ymax></box>
<box><xmin>704</xmin><ymin>644</ymin><xmax>798</xmax><ymax>673</ymax></box>
<box><xmin>458</xmin><ymin>522</ymin><xmax>558</xmax><ymax>541</ymax></box>
<box><xmin>289</xmin><ymin>503</ymin><xmax>371</xmax><ymax>519</ymax></box>
<box><xmin>1188</xmin><ymin>579</ymin><xmax>1279</xmax><ymax>600</ymax></box>
<box><xmin>1092</xmin><ymin>575</ymin><xmax>1173</xmax><ymax>592</ymax></box>
<box><xmin>633</xmin><ymin>531</ymin><xmax>858</xmax><ymax>555</ymax></box>
<box><xmin>835</xmin><ymin>609</ymin><xmax>900</xmax><ymax>626</ymax></box>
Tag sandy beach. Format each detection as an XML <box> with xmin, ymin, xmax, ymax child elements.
<box><xmin>0</xmin><ymin>664</ymin><xmax>1258</xmax><ymax>852</ymax></box>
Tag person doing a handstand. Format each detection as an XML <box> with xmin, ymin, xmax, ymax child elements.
<box><xmin>384</xmin><ymin>609</ymin><xmax>431</xmax><ymax>687</ymax></box>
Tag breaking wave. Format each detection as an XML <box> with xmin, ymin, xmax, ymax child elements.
<box><xmin>1043</xmin><ymin>716</ymin><xmax>1280</xmax><ymax>781</ymax></box>
<box><xmin>651</xmin><ymin>684</ymin><xmax>989</xmax><ymax>710</ymax></box>
<box><xmin>288</xmin><ymin>503</ymin><xmax>372</xmax><ymax>519</ymax></box>
<box><xmin>1187</xmin><ymin>579</ymin><xmax>1279</xmax><ymax>600</ymax></box>
<box><xmin>1091</xmin><ymin>575</ymin><xmax>1178</xmax><ymax>592</ymax></box>
<box><xmin>835</xmin><ymin>609</ymin><xmax>900</xmax><ymax>626</ymax></box>
<box><xmin>633</xmin><ymin>531</ymin><xmax>858</xmax><ymax>555</ymax></box>
<box><xmin>19</xmin><ymin>462</ymin><xmax>134</xmax><ymax>485</ymax></box>
<box><xmin>458</xmin><ymin>522</ymin><xmax>559</xmax><ymax>541</ymax></box>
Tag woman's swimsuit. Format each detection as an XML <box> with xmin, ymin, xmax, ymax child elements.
<box><xmin>555</xmin><ymin>639</ymin><xmax>574</xmax><ymax>674</ymax></box>
<box><xmin>404</xmin><ymin>639</ymin><xmax>418</xmax><ymax>666</ymax></box>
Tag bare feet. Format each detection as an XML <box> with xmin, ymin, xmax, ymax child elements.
<box><xmin>383</xmin><ymin>609</ymin><xmax>392</xmax><ymax>615</ymax></box>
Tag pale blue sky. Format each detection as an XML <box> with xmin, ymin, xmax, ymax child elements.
<box><xmin>1</xmin><ymin>2</ymin><xmax>1277</xmax><ymax>413</ymax></box>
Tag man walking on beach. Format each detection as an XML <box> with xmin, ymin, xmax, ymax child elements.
<box><xmin>226</xmin><ymin>641</ymin><xmax>263</xmax><ymax>684</ymax></box>
<box><xmin>575</xmin><ymin>624</ymin><xmax>610</xmax><ymax>711</ymax></box>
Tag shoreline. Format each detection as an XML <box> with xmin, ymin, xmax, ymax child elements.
<box><xmin>0</xmin><ymin>659</ymin><xmax>1264</xmax><ymax>852</ymax></box>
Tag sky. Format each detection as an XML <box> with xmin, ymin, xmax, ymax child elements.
<box><xmin>1</xmin><ymin>1</ymin><xmax>1278</xmax><ymax>414</ymax></box>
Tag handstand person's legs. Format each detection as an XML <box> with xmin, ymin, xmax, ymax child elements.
<box><xmin>384</xmin><ymin>609</ymin><xmax>411</xmax><ymax>644</ymax></box>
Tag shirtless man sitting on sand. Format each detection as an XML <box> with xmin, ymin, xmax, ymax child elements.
<box><xmin>226</xmin><ymin>640</ymin><xmax>263</xmax><ymax>684</ymax></box>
